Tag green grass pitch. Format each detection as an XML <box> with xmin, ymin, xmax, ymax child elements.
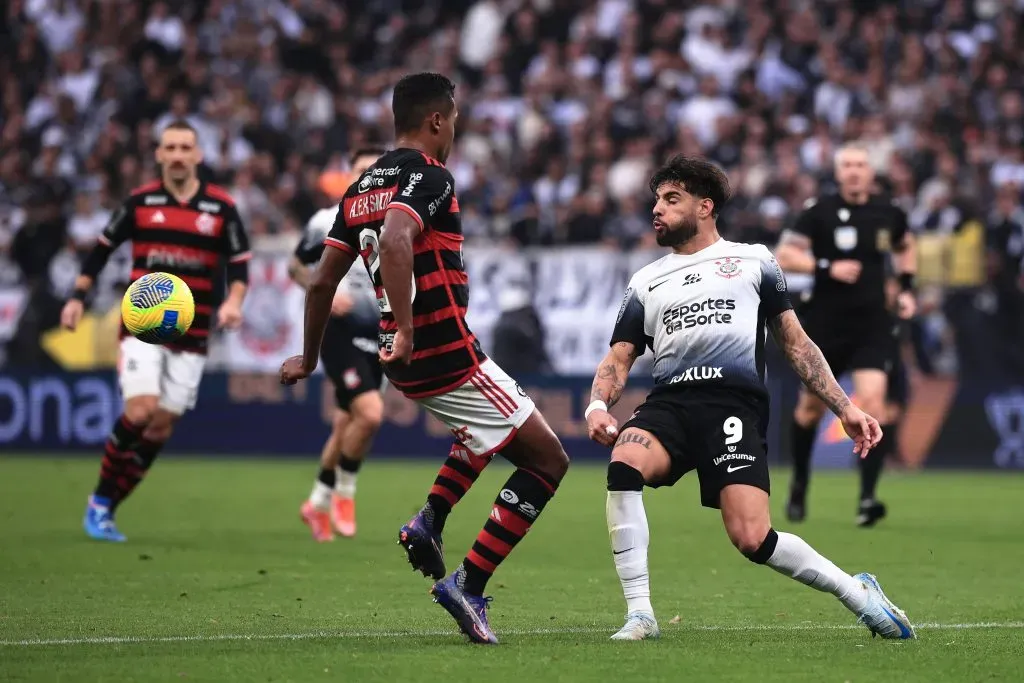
<box><xmin>1</xmin><ymin>457</ymin><xmax>1022</xmax><ymax>682</ymax></box>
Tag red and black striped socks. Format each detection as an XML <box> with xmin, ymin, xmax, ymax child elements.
<box><xmin>462</xmin><ymin>467</ymin><xmax>559</xmax><ymax>595</ymax></box>
<box><xmin>94</xmin><ymin>415</ymin><xmax>143</xmax><ymax>502</ymax></box>
<box><xmin>423</xmin><ymin>444</ymin><xmax>491</xmax><ymax>532</ymax></box>
<box><xmin>92</xmin><ymin>415</ymin><xmax>164</xmax><ymax>509</ymax></box>
<box><xmin>110</xmin><ymin>440</ymin><xmax>164</xmax><ymax>511</ymax></box>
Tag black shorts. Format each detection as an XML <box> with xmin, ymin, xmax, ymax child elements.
<box><xmin>620</xmin><ymin>386</ymin><xmax>770</xmax><ymax>509</ymax></box>
<box><xmin>802</xmin><ymin>307</ymin><xmax>897</xmax><ymax>377</ymax></box>
<box><xmin>320</xmin><ymin>316</ymin><xmax>383</xmax><ymax>411</ymax></box>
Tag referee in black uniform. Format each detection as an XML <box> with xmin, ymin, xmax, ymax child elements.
<box><xmin>775</xmin><ymin>143</ymin><xmax>917</xmax><ymax>527</ymax></box>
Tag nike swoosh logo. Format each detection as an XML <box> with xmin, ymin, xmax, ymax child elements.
<box><xmin>613</xmin><ymin>548</ymin><xmax>634</xmax><ymax>555</ymax></box>
<box><xmin>648</xmin><ymin>280</ymin><xmax>669</xmax><ymax>291</ymax></box>
<box><xmin>726</xmin><ymin>464</ymin><xmax>753</xmax><ymax>473</ymax></box>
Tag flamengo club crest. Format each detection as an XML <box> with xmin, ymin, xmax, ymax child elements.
<box><xmin>715</xmin><ymin>257</ymin><xmax>742</xmax><ymax>279</ymax></box>
<box><xmin>195</xmin><ymin>212</ymin><xmax>216</xmax><ymax>235</ymax></box>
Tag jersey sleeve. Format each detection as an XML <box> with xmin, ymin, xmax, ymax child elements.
<box><xmin>324</xmin><ymin>203</ymin><xmax>359</xmax><ymax>258</ymax></box>
<box><xmin>221</xmin><ymin>203</ymin><xmax>252</xmax><ymax>264</ymax></box>
<box><xmin>891</xmin><ymin>202</ymin><xmax>911</xmax><ymax>247</ymax></box>
<box><xmin>789</xmin><ymin>198</ymin><xmax>819</xmax><ymax>242</ymax></box>
<box><xmin>387</xmin><ymin>164</ymin><xmax>454</xmax><ymax>232</ymax></box>
<box><xmin>294</xmin><ymin>209</ymin><xmax>336</xmax><ymax>265</ymax></box>
<box><xmin>758</xmin><ymin>247</ymin><xmax>793</xmax><ymax>318</ymax></box>
<box><xmin>609</xmin><ymin>278</ymin><xmax>648</xmax><ymax>355</ymax></box>
<box><xmin>96</xmin><ymin>200</ymin><xmax>136</xmax><ymax>248</ymax></box>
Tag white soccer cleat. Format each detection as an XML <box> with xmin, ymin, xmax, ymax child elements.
<box><xmin>610</xmin><ymin>612</ymin><xmax>661</xmax><ymax>641</ymax></box>
<box><xmin>853</xmin><ymin>572</ymin><xmax>916</xmax><ymax>639</ymax></box>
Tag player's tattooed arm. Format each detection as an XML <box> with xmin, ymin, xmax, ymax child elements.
<box><xmin>769</xmin><ymin>310</ymin><xmax>851</xmax><ymax>416</ymax></box>
<box><xmin>591</xmin><ymin>342</ymin><xmax>639</xmax><ymax>408</ymax></box>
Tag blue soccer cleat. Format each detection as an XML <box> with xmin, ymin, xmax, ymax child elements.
<box><xmin>398</xmin><ymin>510</ymin><xmax>446</xmax><ymax>580</ymax></box>
<box><xmin>853</xmin><ymin>572</ymin><xmax>916</xmax><ymax>639</ymax></box>
<box><xmin>430</xmin><ymin>567</ymin><xmax>498</xmax><ymax>645</ymax></box>
<box><xmin>83</xmin><ymin>496</ymin><xmax>126</xmax><ymax>542</ymax></box>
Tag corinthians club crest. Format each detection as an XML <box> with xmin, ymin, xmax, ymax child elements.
<box><xmin>715</xmin><ymin>257</ymin><xmax>742</xmax><ymax>279</ymax></box>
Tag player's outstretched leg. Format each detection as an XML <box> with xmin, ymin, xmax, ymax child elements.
<box><xmin>721</xmin><ymin>485</ymin><xmax>915</xmax><ymax>639</ymax></box>
<box><xmin>399</xmin><ymin>443</ymin><xmax>492</xmax><ymax>579</ymax></box>
<box><xmin>430</xmin><ymin>410</ymin><xmax>569</xmax><ymax>644</ymax></box>
<box><xmin>83</xmin><ymin>397</ymin><xmax>158</xmax><ymax>542</ymax></box>
<box><xmin>787</xmin><ymin>391</ymin><xmax>825</xmax><ymax>522</ymax></box>
<box><xmin>604</xmin><ymin>428</ymin><xmax>672</xmax><ymax>641</ymax></box>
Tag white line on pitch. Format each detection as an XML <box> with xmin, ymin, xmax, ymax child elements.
<box><xmin>2</xmin><ymin>621</ymin><xmax>1021</xmax><ymax>647</ymax></box>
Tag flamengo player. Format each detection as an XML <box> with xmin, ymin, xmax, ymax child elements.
<box><xmin>586</xmin><ymin>156</ymin><xmax>915</xmax><ymax>640</ymax></box>
<box><xmin>281</xmin><ymin>73</ymin><xmax>569</xmax><ymax>644</ymax></box>
<box><xmin>61</xmin><ymin>120</ymin><xmax>250</xmax><ymax>542</ymax></box>
<box><xmin>289</xmin><ymin>147</ymin><xmax>387</xmax><ymax>540</ymax></box>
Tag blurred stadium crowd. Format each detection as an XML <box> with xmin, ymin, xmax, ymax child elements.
<box><xmin>1</xmin><ymin>0</ymin><xmax>1022</xmax><ymax>374</ymax></box>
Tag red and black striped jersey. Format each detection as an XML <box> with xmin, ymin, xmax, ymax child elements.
<box><xmin>324</xmin><ymin>148</ymin><xmax>484</xmax><ymax>398</ymax></box>
<box><xmin>97</xmin><ymin>181</ymin><xmax>251</xmax><ymax>354</ymax></box>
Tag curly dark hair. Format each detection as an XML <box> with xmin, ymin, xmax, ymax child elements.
<box><xmin>648</xmin><ymin>155</ymin><xmax>732</xmax><ymax>218</ymax></box>
<box><xmin>392</xmin><ymin>72</ymin><xmax>456</xmax><ymax>135</ymax></box>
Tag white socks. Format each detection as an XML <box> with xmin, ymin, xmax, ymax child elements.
<box><xmin>766</xmin><ymin>531</ymin><xmax>869</xmax><ymax>613</ymax></box>
<box><xmin>336</xmin><ymin>466</ymin><xmax>357</xmax><ymax>499</ymax></box>
<box><xmin>309</xmin><ymin>481</ymin><xmax>332</xmax><ymax>510</ymax></box>
<box><xmin>607</xmin><ymin>491</ymin><xmax>654</xmax><ymax>616</ymax></box>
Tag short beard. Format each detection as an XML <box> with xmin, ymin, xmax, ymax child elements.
<box><xmin>656</xmin><ymin>216</ymin><xmax>699</xmax><ymax>247</ymax></box>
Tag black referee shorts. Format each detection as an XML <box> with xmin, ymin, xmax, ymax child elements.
<box><xmin>320</xmin><ymin>316</ymin><xmax>383</xmax><ymax>411</ymax></box>
<box><xmin>802</xmin><ymin>307</ymin><xmax>898</xmax><ymax>377</ymax></box>
<box><xmin>619</xmin><ymin>386</ymin><xmax>771</xmax><ymax>509</ymax></box>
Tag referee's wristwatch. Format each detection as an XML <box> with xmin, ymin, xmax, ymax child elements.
<box><xmin>816</xmin><ymin>259</ymin><xmax>831</xmax><ymax>278</ymax></box>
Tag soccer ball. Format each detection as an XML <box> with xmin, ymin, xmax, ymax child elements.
<box><xmin>121</xmin><ymin>272</ymin><xmax>195</xmax><ymax>344</ymax></box>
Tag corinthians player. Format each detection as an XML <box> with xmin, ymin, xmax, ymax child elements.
<box><xmin>586</xmin><ymin>155</ymin><xmax>915</xmax><ymax>641</ymax></box>
<box><xmin>289</xmin><ymin>148</ymin><xmax>387</xmax><ymax>540</ymax></box>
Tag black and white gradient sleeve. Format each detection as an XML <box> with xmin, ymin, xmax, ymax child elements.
<box><xmin>609</xmin><ymin>284</ymin><xmax>648</xmax><ymax>355</ymax></box>
<box><xmin>759</xmin><ymin>249</ymin><xmax>793</xmax><ymax>318</ymax></box>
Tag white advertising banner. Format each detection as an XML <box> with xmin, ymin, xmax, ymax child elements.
<box><xmin>0</xmin><ymin>287</ymin><xmax>27</xmax><ymax>343</ymax></box>
<box><xmin>219</xmin><ymin>253</ymin><xmax>307</xmax><ymax>372</ymax></box>
<box><xmin>216</xmin><ymin>247</ymin><xmax>664</xmax><ymax>374</ymax></box>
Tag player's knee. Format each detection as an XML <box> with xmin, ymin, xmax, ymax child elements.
<box><xmin>123</xmin><ymin>398</ymin><xmax>158</xmax><ymax>426</ymax></box>
<box><xmin>141</xmin><ymin>420</ymin><xmax>174</xmax><ymax>444</ymax></box>
<box><xmin>141</xmin><ymin>409</ymin><xmax>178</xmax><ymax>443</ymax></box>
<box><xmin>738</xmin><ymin>528</ymin><xmax>779</xmax><ymax>565</ymax></box>
<box><xmin>859</xmin><ymin>396</ymin><xmax>885</xmax><ymax>421</ymax></box>
<box><xmin>607</xmin><ymin>460</ymin><xmax>646</xmax><ymax>491</ymax></box>
<box><xmin>793</xmin><ymin>400</ymin><xmax>824</xmax><ymax>427</ymax></box>
<box><xmin>331</xmin><ymin>410</ymin><xmax>349</xmax><ymax>435</ymax></box>
<box><xmin>542</xmin><ymin>441</ymin><xmax>570</xmax><ymax>481</ymax></box>
<box><xmin>351</xmin><ymin>394</ymin><xmax>384</xmax><ymax>434</ymax></box>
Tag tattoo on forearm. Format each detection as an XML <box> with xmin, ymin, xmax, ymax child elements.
<box><xmin>591</xmin><ymin>343</ymin><xmax>638</xmax><ymax>407</ymax></box>
<box><xmin>770</xmin><ymin>312</ymin><xmax>851</xmax><ymax>416</ymax></box>
<box><xmin>591</xmin><ymin>363</ymin><xmax>624</xmax><ymax>403</ymax></box>
<box><xmin>615</xmin><ymin>431</ymin><xmax>651</xmax><ymax>449</ymax></box>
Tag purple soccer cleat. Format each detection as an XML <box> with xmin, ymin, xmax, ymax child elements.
<box><xmin>430</xmin><ymin>567</ymin><xmax>498</xmax><ymax>645</ymax></box>
<box><xmin>398</xmin><ymin>510</ymin><xmax>446</xmax><ymax>580</ymax></box>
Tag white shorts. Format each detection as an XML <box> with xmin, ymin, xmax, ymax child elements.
<box><xmin>118</xmin><ymin>336</ymin><xmax>206</xmax><ymax>415</ymax></box>
<box><xmin>417</xmin><ymin>359</ymin><xmax>536</xmax><ymax>457</ymax></box>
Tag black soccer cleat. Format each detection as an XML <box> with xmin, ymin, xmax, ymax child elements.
<box><xmin>857</xmin><ymin>500</ymin><xmax>887</xmax><ymax>528</ymax></box>
<box><xmin>398</xmin><ymin>511</ymin><xmax>446</xmax><ymax>580</ymax></box>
